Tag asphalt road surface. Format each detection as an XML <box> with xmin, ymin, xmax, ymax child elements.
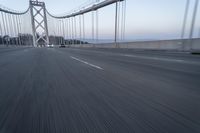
<box><xmin>0</xmin><ymin>46</ymin><xmax>200</xmax><ymax>133</ymax></box>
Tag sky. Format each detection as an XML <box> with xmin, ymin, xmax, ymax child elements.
<box><xmin>0</xmin><ymin>0</ymin><xmax>200</xmax><ymax>41</ymax></box>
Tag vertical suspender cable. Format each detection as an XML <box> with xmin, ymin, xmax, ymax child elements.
<box><xmin>121</xmin><ymin>0</ymin><xmax>124</xmax><ymax>41</ymax></box>
<box><xmin>59</xmin><ymin>20</ymin><xmax>61</xmax><ymax>45</ymax></box>
<box><xmin>123</xmin><ymin>0</ymin><xmax>126</xmax><ymax>41</ymax></box>
<box><xmin>74</xmin><ymin>16</ymin><xmax>77</xmax><ymax>44</ymax></box>
<box><xmin>96</xmin><ymin>10</ymin><xmax>99</xmax><ymax>44</ymax></box>
<box><xmin>15</xmin><ymin>15</ymin><xmax>20</xmax><ymax>45</ymax></box>
<box><xmin>8</xmin><ymin>14</ymin><xmax>13</xmax><ymax>45</ymax></box>
<box><xmin>117</xmin><ymin>1</ymin><xmax>120</xmax><ymax>43</ymax></box>
<box><xmin>0</xmin><ymin>13</ymin><xmax>4</xmax><ymax>45</ymax></box>
<box><xmin>62</xmin><ymin>19</ymin><xmax>65</xmax><ymax>44</ymax></box>
<box><xmin>114</xmin><ymin>1</ymin><xmax>118</xmax><ymax>47</ymax></box>
<box><xmin>12</xmin><ymin>15</ymin><xmax>18</xmax><ymax>45</ymax></box>
<box><xmin>71</xmin><ymin>17</ymin><xmax>74</xmax><ymax>44</ymax></box>
<box><xmin>2</xmin><ymin>12</ymin><xmax>6</xmax><ymax>45</ymax></box>
<box><xmin>181</xmin><ymin>0</ymin><xmax>190</xmax><ymax>39</ymax></box>
<box><xmin>67</xmin><ymin>18</ymin><xmax>69</xmax><ymax>43</ymax></box>
<box><xmin>5</xmin><ymin>13</ymin><xmax>10</xmax><ymax>45</ymax></box>
<box><xmin>17</xmin><ymin>15</ymin><xmax>22</xmax><ymax>45</ymax></box>
<box><xmin>83</xmin><ymin>14</ymin><xmax>85</xmax><ymax>44</ymax></box>
<box><xmin>189</xmin><ymin>0</ymin><xmax>199</xmax><ymax>39</ymax></box>
<box><xmin>121</xmin><ymin>0</ymin><xmax>126</xmax><ymax>41</ymax></box>
<box><xmin>56</xmin><ymin>19</ymin><xmax>58</xmax><ymax>45</ymax></box>
<box><xmin>79</xmin><ymin>15</ymin><xmax>82</xmax><ymax>45</ymax></box>
<box><xmin>59</xmin><ymin>19</ymin><xmax>62</xmax><ymax>44</ymax></box>
<box><xmin>68</xmin><ymin>18</ymin><xmax>71</xmax><ymax>44</ymax></box>
<box><xmin>65</xmin><ymin>18</ymin><xmax>68</xmax><ymax>44</ymax></box>
<box><xmin>52</xmin><ymin>18</ymin><xmax>55</xmax><ymax>44</ymax></box>
<box><xmin>92</xmin><ymin>11</ymin><xmax>94</xmax><ymax>46</ymax></box>
<box><xmin>52</xmin><ymin>18</ymin><xmax>54</xmax><ymax>44</ymax></box>
<box><xmin>189</xmin><ymin>0</ymin><xmax>199</xmax><ymax>51</ymax></box>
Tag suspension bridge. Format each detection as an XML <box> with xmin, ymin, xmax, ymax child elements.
<box><xmin>0</xmin><ymin>0</ymin><xmax>127</xmax><ymax>47</ymax></box>
<box><xmin>0</xmin><ymin>0</ymin><xmax>200</xmax><ymax>133</ymax></box>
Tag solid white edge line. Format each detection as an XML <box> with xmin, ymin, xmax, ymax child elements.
<box><xmin>70</xmin><ymin>56</ymin><xmax>104</xmax><ymax>70</ymax></box>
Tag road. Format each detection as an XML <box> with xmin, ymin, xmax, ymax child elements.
<box><xmin>0</xmin><ymin>46</ymin><xmax>200</xmax><ymax>133</ymax></box>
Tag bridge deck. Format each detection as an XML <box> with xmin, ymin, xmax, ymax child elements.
<box><xmin>0</xmin><ymin>47</ymin><xmax>200</xmax><ymax>133</ymax></box>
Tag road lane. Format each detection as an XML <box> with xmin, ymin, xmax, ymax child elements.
<box><xmin>0</xmin><ymin>47</ymin><xmax>200</xmax><ymax>133</ymax></box>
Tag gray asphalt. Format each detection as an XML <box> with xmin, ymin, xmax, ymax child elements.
<box><xmin>0</xmin><ymin>46</ymin><xmax>200</xmax><ymax>133</ymax></box>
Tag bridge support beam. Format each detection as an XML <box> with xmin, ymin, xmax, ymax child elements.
<box><xmin>30</xmin><ymin>0</ymin><xmax>49</xmax><ymax>47</ymax></box>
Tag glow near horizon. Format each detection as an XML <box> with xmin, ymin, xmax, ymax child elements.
<box><xmin>0</xmin><ymin>0</ymin><xmax>200</xmax><ymax>41</ymax></box>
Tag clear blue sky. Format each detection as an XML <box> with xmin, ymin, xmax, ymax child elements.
<box><xmin>0</xmin><ymin>0</ymin><xmax>199</xmax><ymax>41</ymax></box>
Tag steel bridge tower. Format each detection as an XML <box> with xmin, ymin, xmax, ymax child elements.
<box><xmin>30</xmin><ymin>0</ymin><xmax>49</xmax><ymax>47</ymax></box>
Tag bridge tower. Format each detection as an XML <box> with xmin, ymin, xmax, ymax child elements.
<box><xmin>29</xmin><ymin>0</ymin><xmax>49</xmax><ymax>47</ymax></box>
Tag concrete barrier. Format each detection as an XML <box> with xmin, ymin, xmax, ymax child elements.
<box><xmin>71</xmin><ymin>38</ymin><xmax>200</xmax><ymax>52</ymax></box>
